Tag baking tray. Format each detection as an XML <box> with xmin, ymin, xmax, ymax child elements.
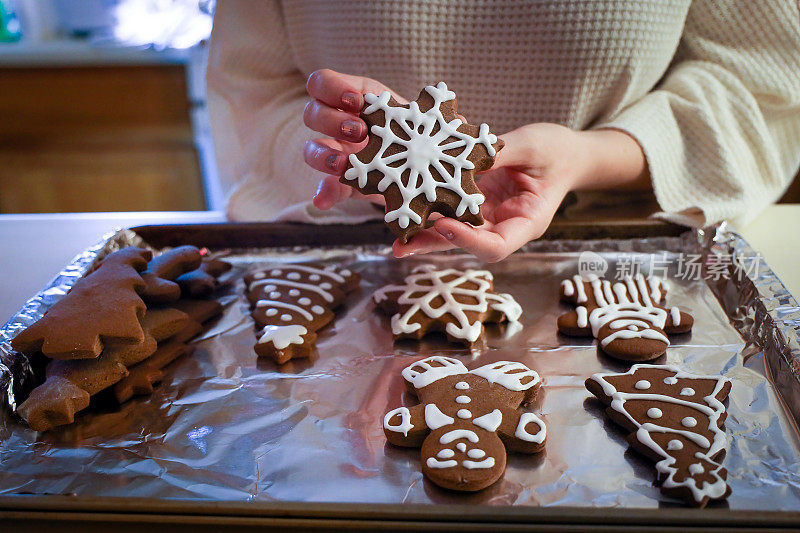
<box><xmin>1</xmin><ymin>221</ymin><xmax>799</xmax><ymax>531</ymax></box>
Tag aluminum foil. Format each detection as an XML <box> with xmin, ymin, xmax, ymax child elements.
<box><xmin>0</xmin><ymin>224</ymin><xmax>799</xmax><ymax>510</ymax></box>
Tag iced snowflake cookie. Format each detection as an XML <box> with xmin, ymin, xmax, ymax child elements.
<box><xmin>245</xmin><ymin>264</ymin><xmax>360</xmax><ymax>364</ymax></box>
<box><xmin>342</xmin><ymin>82</ymin><xmax>504</xmax><ymax>243</ymax></box>
<box><xmin>373</xmin><ymin>265</ymin><xmax>522</xmax><ymax>347</ymax></box>
<box><xmin>586</xmin><ymin>364</ymin><xmax>732</xmax><ymax>507</ymax></box>
<box><xmin>384</xmin><ymin>356</ymin><xmax>546</xmax><ymax>492</ymax></box>
<box><xmin>558</xmin><ymin>274</ymin><xmax>693</xmax><ymax>361</ymax></box>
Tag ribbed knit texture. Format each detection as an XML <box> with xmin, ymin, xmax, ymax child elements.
<box><xmin>207</xmin><ymin>0</ymin><xmax>800</xmax><ymax>227</ymax></box>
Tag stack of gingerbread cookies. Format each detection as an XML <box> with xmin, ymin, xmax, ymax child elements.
<box><xmin>11</xmin><ymin>245</ymin><xmax>230</xmax><ymax>431</ymax></box>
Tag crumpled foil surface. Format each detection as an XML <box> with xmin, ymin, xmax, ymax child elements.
<box><xmin>0</xmin><ymin>223</ymin><xmax>798</xmax><ymax>510</ymax></box>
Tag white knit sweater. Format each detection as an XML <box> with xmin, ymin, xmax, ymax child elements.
<box><xmin>207</xmin><ymin>0</ymin><xmax>800</xmax><ymax>228</ymax></box>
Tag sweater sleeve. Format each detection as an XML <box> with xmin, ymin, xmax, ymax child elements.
<box><xmin>595</xmin><ymin>0</ymin><xmax>800</xmax><ymax>227</ymax></box>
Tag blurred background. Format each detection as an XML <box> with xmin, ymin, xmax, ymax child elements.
<box><xmin>0</xmin><ymin>0</ymin><xmax>221</xmax><ymax>214</ymax></box>
<box><xmin>1</xmin><ymin>0</ymin><xmax>798</xmax><ymax>217</ymax></box>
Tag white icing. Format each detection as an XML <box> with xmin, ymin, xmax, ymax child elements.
<box><xmin>573</xmin><ymin>275</ymin><xmax>588</xmax><ymax>303</ymax></box>
<box><xmin>287</xmin><ymin>272</ymin><xmax>301</xmax><ymax>280</ymax></box>
<box><xmin>689</xmin><ymin>462</ymin><xmax>704</xmax><ymax>475</ymax></box>
<box><xmin>470</xmin><ymin>361</ymin><xmax>540</xmax><ymax>391</ymax></box>
<box><xmin>252</xmin><ymin>272</ymin><xmax>265</xmax><ymax>279</ymax></box>
<box><xmin>561</xmin><ymin>279</ymin><xmax>574</xmax><ymax>297</ymax></box>
<box><xmin>257</xmin><ymin>324</ymin><xmax>307</xmax><ymax>349</ymax></box>
<box><xmin>440</xmin><ymin>429</ymin><xmax>479</xmax><ymax>444</ymax></box>
<box><xmin>670</xmin><ymin>306</ymin><xmax>681</xmax><ymax>326</ymax></box>
<box><xmin>455</xmin><ymin>381</ymin><xmax>469</xmax><ymax>390</ymax></box>
<box><xmin>384</xmin><ymin>406</ymin><xmax>414</xmax><ymax>436</ymax></box>
<box><xmin>457</xmin><ymin>409</ymin><xmax>472</xmax><ymax>419</ymax></box>
<box><xmin>437</xmin><ymin>449</ymin><xmax>454</xmax><ymax>459</ymax></box>
<box><xmin>466</xmin><ymin>449</ymin><xmax>485</xmax><ymax>459</ymax></box>
<box><xmin>515</xmin><ymin>412</ymin><xmax>547</xmax><ymax>444</ymax></box>
<box><xmin>424</xmin><ymin>404</ymin><xmax>455</xmax><ymax>430</ymax></box>
<box><xmin>321</xmin><ymin>282</ymin><xmax>332</xmax><ymax>289</ymax></box>
<box><xmin>426</xmin><ymin>458</ymin><xmax>457</xmax><ymax>469</ymax></box>
<box><xmin>270</xmin><ymin>269</ymin><xmax>281</xmax><ymax>276</ymax></box>
<box><xmin>309</xmin><ymin>274</ymin><xmax>321</xmax><ymax>281</ymax></box>
<box><xmin>312</xmin><ymin>305</ymin><xmax>325</xmax><ymax>315</ymax></box>
<box><xmin>265</xmin><ymin>308</ymin><xmax>278</xmax><ymax>317</ymax></box>
<box><xmin>268</xmin><ymin>291</ymin><xmax>281</xmax><ymax>299</ymax></box>
<box><xmin>472</xmin><ymin>409</ymin><xmax>502</xmax><ymax>432</ymax></box>
<box><xmin>268</xmin><ymin>264</ymin><xmax>346</xmax><ymax>284</ymax></box>
<box><xmin>402</xmin><ymin>356</ymin><xmax>467</xmax><ymax>388</ymax></box>
<box><xmin>681</xmin><ymin>388</ymin><xmax>695</xmax><ymax>396</ymax></box>
<box><xmin>600</xmin><ymin>326</ymin><xmax>670</xmax><ymax>348</ymax></box>
<box><xmin>667</xmin><ymin>439</ymin><xmax>683</xmax><ymax>451</ymax></box>
<box><xmin>455</xmin><ymin>395</ymin><xmax>471</xmax><ymax>404</ymax></box>
<box><xmin>590</xmin><ymin>364</ymin><xmax>732</xmax><ymax>504</ymax></box>
<box><xmin>647</xmin><ymin>408</ymin><xmax>663</xmax><ymax>419</ymax></box>
<box><xmin>456</xmin><ymin>442</ymin><xmax>467</xmax><ymax>452</ymax></box>
<box><xmin>373</xmin><ymin>266</ymin><xmax>522</xmax><ymax>342</ymax></box>
<box><xmin>462</xmin><ymin>457</ymin><xmax>495</xmax><ymax>469</ymax></box>
<box><xmin>280</xmin><ymin>314</ymin><xmax>292</xmax><ymax>322</ymax></box>
<box><xmin>298</xmin><ymin>297</ymin><xmax>312</xmax><ymax>306</ymax></box>
<box><xmin>576</xmin><ymin>306</ymin><xmax>588</xmax><ymax>328</ymax></box>
<box><xmin>250</xmin><ymin>278</ymin><xmax>335</xmax><ymax>303</ymax></box>
<box><xmin>635</xmin><ymin>380</ymin><xmax>651</xmax><ymax>390</ymax></box>
<box><xmin>256</xmin><ymin>299</ymin><xmax>313</xmax><ymax>322</ymax></box>
<box><xmin>344</xmin><ymin>82</ymin><xmax>495</xmax><ymax>228</ymax></box>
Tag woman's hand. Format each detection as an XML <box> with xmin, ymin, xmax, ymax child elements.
<box><xmin>303</xmin><ymin>69</ymin><xmax>405</xmax><ymax>208</ymax></box>
<box><xmin>303</xmin><ymin>69</ymin><xmax>650</xmax><ymax>261</ymax></box>
<box><xmin>395</xmin><ymin>125</ymin><xmax>650</xmax><ymax>261</ymax></box>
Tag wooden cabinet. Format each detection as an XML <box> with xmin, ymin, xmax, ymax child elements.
<box><xmin>0</xmin><ymin>65</ymin><xmax>206</xmax><ymax>213</ymax></box>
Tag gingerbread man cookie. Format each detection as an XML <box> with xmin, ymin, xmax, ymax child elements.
<box><xmin>374</xmin><ymin>265</ymin><xmax>522</xmax><ymax>347</ymax></box>
<box><xmin>586</xmin><ymin>364</ymin><xmax>732</xmax><ymax>507</ymax></box>
<box><xmin>384</xmin><ymin>356</ymin><xmax>546</xmax><ymax>491</ymax></box>
<box><xmin>558</xmin><ymin>274</ymin><xmax>693</xmax><ymax>361</ymax></box>
<box><xmin>342</xmin><ymin>82</ymin><xmax>504</xmax><ymax>243</ymax></box>
<box><xmin>244</xmin><ymin>264</ymin><xmax>360</xmax><ymax>364</ymax></box>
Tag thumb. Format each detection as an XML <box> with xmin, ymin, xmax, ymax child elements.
<box><xmin>491</xmin><ymin>127</ymin><xmax>534</xmax><ymax>170</ymax></box>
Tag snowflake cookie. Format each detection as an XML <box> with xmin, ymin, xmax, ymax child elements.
<box><xmin>245</xmin><ymin>264</ymin><xmax>360</xmax><ymax>364</ymax></box>
<box><xmin>384</xmin><ymin>356</ymin><xmax>546</xmax><ymax>492</ymax></box>
<box><xmin>586</xmin><ymin>364</ymin><xmax>732</xmax><ymax>507</ymax></box>
<box><xmin>373</xmin><ymin>265</ymin><xmax>522</xmax><ymax>347</ymax></box>
<box><xmin>558</xmin><ymin>274</ymin><xmax>693</xmax><ymax>361</ymax></box>
<box><xmin>342</xmin><ymin>82</ymin><xmax>504</xmax><ymax>243</ymax></box>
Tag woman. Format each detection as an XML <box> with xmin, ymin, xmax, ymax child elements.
<box><xmin>207</xmin><ymin>0</ymin><xmax>800</xmax><ymax>261</ymax></box>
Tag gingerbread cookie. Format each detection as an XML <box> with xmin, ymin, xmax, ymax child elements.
<box><xmin>373</xmin><ymin>265</ymin><xmax>521</xmax><ymax>347</ymax></box>
<box><xmin>244</xmin><ymin>264</ymin><xmax>360</xmax><ymax>364</ymax></box>
<box><xmin>342</xmin><ymin>82</ymin><xmax>504</xmax><ymax>243</ymax></box>
<box><xmin>558</xmin><ymin>274</ymin><xmax>693</xmax><ymax>361</ymax></box>
<box><xmin>17</xmin><ymin>307</ymin><xmax>189</xmax><ymax>431</ymax></box>
<box><xmin>140</xmin><ymin>245</ymin><xmax>203</xmax><ymax>304</ymax></box>
<box><xmin>586</xmin><ymin>364</ymin><xmax>732</xmax><ymax>507</ymax></box>
<box><xmin>11</xmin><ymin>247</ymin><xmax>152</xmax><ymax>360</ymax></box>
<box><xmin>115</xmin><ymin>299</ymin><xmax>223</xmax><ymax>403</ymax></box>
<box><xmin>176</xmin><ymin>257</ymin><xmax>232</xmax><ymax>297</ymax></box>
<box><xmin>384</xmin><ymin>356</ymin><xmax>546</xmax><ymax>491</ymax></box>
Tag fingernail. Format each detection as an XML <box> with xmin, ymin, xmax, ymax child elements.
<box><xmin>325</xmin><ymin>154</ymin><xmax>342</xmax><ymax>170</ymax></box>
<box><xmin>398</xmin><ymin>251</ymin><xmax>415</xmax><ymax>258</ymax></box>
<box><xmin>340</xmin><ymin>120</ymin><xmax>362</xmax><ymax>138</ymax></box>
<box><xmin>437</xmin><ymin>227</ymin><xmax>455</xmax><ymax>241</ymax></box>
<box><xmin>341</xmin><ymin>91</ymin><xmax>360</xmax><ymax>110</ymax></box>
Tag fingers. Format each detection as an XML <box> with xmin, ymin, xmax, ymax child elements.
<box><xmin>432</xmin><ymin>217</ymin><xmax>538</xmax><ymax>263</ymax></box>
<box><xmin>306</xmin><ymin>69</ymin><xmax>403</xmax><ymax>114</ymax></box>
<box><xmin>313</xmin><ymin>175</ymin><xmax>354</xmax><ymax>210</ymax></box>
<box><xmin>303</xmin><ymin>99</ymin><xmax>367</xmax><ymax>143</ymax></box>
<box><xmin>304</xmin><ymin>138</ymin><xmax>362</xmax><ymax>175</ymax></box>
<box><xmin>392</xmin><ymin>228</ymin><xmax>456</xmax><ymax>258</ymax></box>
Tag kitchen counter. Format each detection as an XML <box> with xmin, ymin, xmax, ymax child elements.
<box><xmin>1</xmin><ymin>207</ymin><xmax>797</xmax><ymax>323</ymax></box>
